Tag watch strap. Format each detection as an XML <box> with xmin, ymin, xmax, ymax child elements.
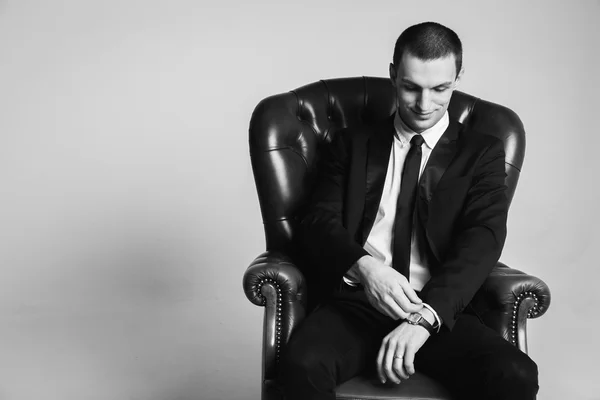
<box><xmin>407</xmin><ymin>313</ymin><xmax>435</xmax><ymax>335</ymax></box>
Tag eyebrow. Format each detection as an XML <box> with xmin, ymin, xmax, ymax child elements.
<box><xmin>401</xmin><ymin>78</ymin><xmax>454</xmax><ymax>88</ymax></box>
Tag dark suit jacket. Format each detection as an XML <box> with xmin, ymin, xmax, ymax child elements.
<box><xmin>300</xmin><ymin>114</ymin><xmax>509</xmax><ymax>330</ymax></box>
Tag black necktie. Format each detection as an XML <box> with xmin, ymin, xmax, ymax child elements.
<box><xmin>392</xmin><ymin>134</ymin><xmax>425</xmax><ymax>279</ymax></box>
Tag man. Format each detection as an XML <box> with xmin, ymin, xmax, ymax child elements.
<box><xmin>279</xmin><ymin>22</ymin><xmax>539</xmax><ymax>400</ymax></box>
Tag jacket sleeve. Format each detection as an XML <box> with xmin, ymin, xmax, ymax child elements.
<box><xmin>420</xmin><ymin>138</ymin><xmax>509</xmax><ymax>331</ymax></box>
<box><xmin>300</xmin><ymin>130</ymin><xmax>369</xmax><ymax>282</ymax></box>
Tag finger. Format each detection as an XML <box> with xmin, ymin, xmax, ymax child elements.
<box><xmin>381</xmin><ymin>296</ymin><xmax>409</xmax><ymax>320</ymax></box>
<box><xmin>368</xmin><ymin>292</ymin><xmax>405</xmax><ymax>320</ymax></box>
<box><xmin>391</xmin><ymin>291</ymin><xmax>423</xmax><ymax>315</ymax></box>
<box><xmin>393</xmin><ymin>350</ymin><xmax>410</xmax><ymax>380</ymax></box>
<box><xmin>395</xmin><ymin>280</ymin><xmax>423</xmax><ymax>305</ymax></box>
<box><xmin>403</xmin><ymin>346</ymin><xmax>416</xmax><ymax>376</ymax></box>
<box><xmin>384</xmin><ymin>342</ymin><xmax>402</xmax><ymax>384</ymax></box>
<box><xmin>404</xmin><ymin>287</ymin><xmax>423</xmax><ymax>305</ymax></box>
<box><xmin>376</xmin><ymin>339</ymin><xmax>387</xmax><ymax>383</ymax></box>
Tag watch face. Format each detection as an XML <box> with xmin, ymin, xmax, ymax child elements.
<box><xmin>407</xmin><ymin>313</ymin><xmax>421</xmax><ymax>323</ymax></box>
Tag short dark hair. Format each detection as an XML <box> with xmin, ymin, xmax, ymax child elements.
<box><xmin>392</xmin><ymin>22</ymin><xmax>463</xmax><ymax>77</ymax></box>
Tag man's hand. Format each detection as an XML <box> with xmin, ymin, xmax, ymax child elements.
<box><xmin>376</xmin><ymin>321</ymin><xmax>430</xmax><ymax>384</ymax></box>
<box><xmin>353</xmin><ymin>255</ymin><xmax>423</xmax><ymax>320</ymax></box>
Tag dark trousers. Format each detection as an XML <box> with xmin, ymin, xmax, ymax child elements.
<box><xmin>279</xmin><ymin>287</ymin><xmax>539</xmax><ymax>400</ymax></box>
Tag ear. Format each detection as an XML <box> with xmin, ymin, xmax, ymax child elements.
<box><xmin>453</xmin><ymin>67</ymin><xmax>465</xmax><ymax>89</ymax></box>
<box><xmin>389</xmin><ymin>63</ymin><xmax>397</xmax><ymax>87</ymax></box>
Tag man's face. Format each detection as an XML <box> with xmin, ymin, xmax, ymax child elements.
<box><xmin>390</xmin><ymin>52</ymin><xmax>463</xmax><ymax>133</ymax></box>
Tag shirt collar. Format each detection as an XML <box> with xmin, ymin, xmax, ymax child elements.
<box><xmin>393</xmin><ymin>111</ymin><xmax>449</xmax><ymax>150</ymax></box>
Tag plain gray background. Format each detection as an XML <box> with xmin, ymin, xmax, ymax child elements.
<box><xmin>0</xmin><ymin>0</ymin><xmax>598</xmax><ymax>399</ymax></box>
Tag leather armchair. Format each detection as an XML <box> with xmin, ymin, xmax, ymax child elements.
<box><xmin>243</xmin><ymin>77</ymin><xmax>551</xmax><ymax>400</ymax></box>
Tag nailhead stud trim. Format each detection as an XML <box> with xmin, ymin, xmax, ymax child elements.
<box><xmin>510</xmin><ymin>291</ymin><xmax>540</xmax><ymax>345</ymax></box>
<box><xmin>255</xmin><ymin>277</ymin><xmax>284</xmax><ymax>361</ymax></box>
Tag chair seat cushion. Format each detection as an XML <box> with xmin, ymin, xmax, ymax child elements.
<box><xmin>335</xmin><ymin>372</ymin><xmax>454</xmax><ymax>400</ymax></box>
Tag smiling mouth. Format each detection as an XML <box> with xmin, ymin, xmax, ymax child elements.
<box><xmin>413</xmin><ymin>110</ymin><xmax>434</xmax><ymax>117</ymax></box>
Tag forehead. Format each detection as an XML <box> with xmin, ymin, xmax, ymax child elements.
<box><xmin>398</xmin><ymin>52</ymin><xmax>457</xmax><ymax>86</ymax></box>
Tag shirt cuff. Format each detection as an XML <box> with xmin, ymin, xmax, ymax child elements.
<box><xmin>342</xmin><ymin>275</ymin><xmax>360</xmax><ymax>286</ymax></box>
<box><xmin>422</xmin><ymin>302</ymin><xmax>442</xmax><ymax>333</ymax></box>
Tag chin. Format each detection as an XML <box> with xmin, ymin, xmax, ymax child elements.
<box><xmin>408</xmin><ymin>119</ymin><xmax>436</xmax><ymax>133</ymax></box>
<box><xmin>401</xmin><ymin>109</ymin><xmax>442</xmax><ymax>132</ymax></box>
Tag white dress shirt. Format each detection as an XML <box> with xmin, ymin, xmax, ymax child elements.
<box><xmin>344</xmin><ymin>111</ymin><xmax>449</xmax><ymax>327</ymax></box>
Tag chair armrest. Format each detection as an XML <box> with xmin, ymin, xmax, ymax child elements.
<box><xmin>243</xmin><ymin>251</ymin><xmax>307</xmax><ymax>380</ymax></box>
<box><xmin>471</xmin><ymin>262</ymin><xmax>551</xmax><ymax>354</ymax></box>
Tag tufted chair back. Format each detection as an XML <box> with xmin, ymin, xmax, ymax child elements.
<box><xmin>249</xmin><ymin>76</ymin><xmax>526</xmax><ymax>253</ymax></box>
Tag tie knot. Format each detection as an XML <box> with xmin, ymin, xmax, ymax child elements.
<box><xmin>411</xmin><ymin>135</ymin><xmax>424</xmax><ymax>147</ymax></box>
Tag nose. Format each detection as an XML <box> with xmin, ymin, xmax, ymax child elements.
<box><xmin>416</xmin><ymin>90</ymin><xmax>432</xmax><ymax>112</ymax></box>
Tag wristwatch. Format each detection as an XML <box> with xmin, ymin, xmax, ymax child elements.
<box><xmin>406</xmin><ymin>313</ymin><xmax>436</xmax><ymax>335</ymax></box>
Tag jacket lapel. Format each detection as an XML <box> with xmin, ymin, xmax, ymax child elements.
<box><xmin>360</xmin><ymin>115</ymin><xmax>395</xmax><ymax>245</ymax></box>
<box><xmin>418</xmin><ymin>119</ymin><xmax>461</xmax><ymax>202</ymax></box>
<box><xmin>416</xmin><ymin>118</ymin><xmax>461</xmax><ymax>260</ymax></box>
